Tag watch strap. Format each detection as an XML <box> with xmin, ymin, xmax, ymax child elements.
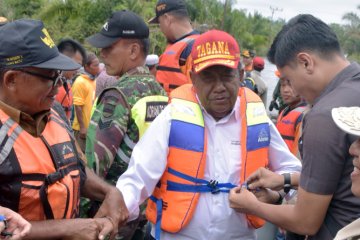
<box><xmin>283</xmin><ymin>173</ymin><xmax>291</xmax><ymax>194</ymax></box>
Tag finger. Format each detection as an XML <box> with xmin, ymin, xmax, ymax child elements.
<box><xmin>230</xmin><ymin>186</ymin><xmax>242</xmax><ymax>194</ymax></box>
<box><xmin>98</xmin><ymin>219</ymin><xmax>113</xmax><ymax>240</ymax></box>
<box><xmin>19</xmin><ymin>222</ymin><xmax>31</xmax><ymax>237</ymax></box>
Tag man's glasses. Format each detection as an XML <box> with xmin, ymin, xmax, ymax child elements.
<box><xmin>16</xmin><ymin>69</ymin><xmax>65</xmax><ymax>87</ymax></box>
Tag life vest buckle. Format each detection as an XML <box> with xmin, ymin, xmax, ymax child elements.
<box><xmin>207</xmin><ymin>180</ymin><xmax>220</xmax><ymax>194</ymax></box>
<box><xmin>45</xmin><ymin>169</ymin><xmax>64</xmax><ymax>185</ymax></box>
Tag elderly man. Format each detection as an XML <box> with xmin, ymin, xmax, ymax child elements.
<box><xmin>229</xmin><ymin>14</ymin><xmax>360</xmax><ymax>239</ymax></box>
<box><xmin>0</xmin><ymin>19</ymin><xmax>128</xmax><ymax>239</ymax></box>
<box><xmin>149</xmin><ymin>0</ymin><xmax>199</xmax><ymax>94</ymax></box>
<box><xmin>85</xmin><ymin>10</ymin><xmax>167</xmax><ymax>240</ymax></box>
<box><xmin>115</xmin><ymin>29</ymin><xmax>301</xmax><ymax>240</ymax></box>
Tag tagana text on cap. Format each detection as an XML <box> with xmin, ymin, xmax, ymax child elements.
<box><xmin>148</xmin><ymin>0</ymin><xmax>187</xmax><ymax>24</ymax></box>
<box><xmin>191</xmin><ymin>30</ymin><xmax>240</xmax><ymax>73</ymax></box>
<box><xmin>0</xmin><ymin>19</ymin><xmax>80</xmax><ymax>70</ymax></box>
<box><xmin>87</xmin><ymin>10</ymin><xmax>149</xmax><ymax>48</ymax></box>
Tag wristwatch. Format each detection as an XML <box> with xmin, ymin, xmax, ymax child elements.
<box><xmin>282</xmin><ymin>173</ymin><xmax>291</xmax><ymax>194</ymax></box>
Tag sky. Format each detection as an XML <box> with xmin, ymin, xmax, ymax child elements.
<box><xmin>234</xmin><ymin>0</ymin><xmax>359</xmax><ymax>24</ymax></box>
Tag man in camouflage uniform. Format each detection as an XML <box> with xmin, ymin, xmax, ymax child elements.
<box><xmin>84</xmin><ymin>10</ymin><xmax>167</xmax><ymax>240</ymax></box>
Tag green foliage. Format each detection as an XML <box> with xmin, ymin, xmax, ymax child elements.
<box><xmin>1</xmin><ymin>0</ymin><xmax>360</xmax><ymax>61</ymax></box>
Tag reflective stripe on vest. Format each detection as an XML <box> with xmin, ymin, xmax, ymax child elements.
<box><xmin>146</xmin><ymin>84</ymin><xmax>269</xmax><ymax>236</ymax></box>
<box><xmin>156</xmin><ymin>36</ymin><xmax>198</xmax><ymax>94</ymax></box>
<box><xmin>0</xmin><ymin>109</ymin><xmax>81</xmax><ymax>221</ymax></box>
<box><xmin>276</xmin><ymin>104</ymin><xmax>306</xmax><ymax>155</ymax></box>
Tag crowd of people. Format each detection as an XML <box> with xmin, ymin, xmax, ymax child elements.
<box><xmin>0</xmin><ymin>0</ymin><xmax>359</xmax><ymax>240</ymax></box>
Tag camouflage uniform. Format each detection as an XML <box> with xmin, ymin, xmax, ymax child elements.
<box><xmin>83</xmin><ymin>66</ymin><xmax>167</xmax><ymax>240</ymax></box>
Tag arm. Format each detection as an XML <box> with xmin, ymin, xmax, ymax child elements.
<box><xmin>74</xmin><ymin>105</ymin><xmax>86</xmax><ymax>137</ymax></box>
<box><xmin>267</xmin><ymin>120</ymin><xmax>302</xmax><ymax>175</ymax></box>
<box><xmin>0</xmin><ymin>206</ymin><xmax>31</xmax><ymax>240</ymax></box>
<box><xmin>247</xmin><ymin>167</ymin><xmax>300</xmax><ymax>191</ymax></box>
<box><xmin>72</xmin><ymin>77</ymin><xmax>87</xmax><ymax>137</ymax></box>
<box><xmin>229</xmin><ymin>186</ymin><xmax>332</xmax><ymax>235</ymax></box>
<box><xmin>82</xmin><ymin>167</ymin><xmax>129</xmax><ymax>236</ymax></box>
<box><xmin>88</xmin><ymin>89</ymin><xmax>130</xmax><ymax>177</ymax></box>
<box><xmin>23</xmin><ymin>218</ymin><xmax>112</xmax><ymax>240</ymax></box>
<box><xmin>116</xmin><ymin>106</ymin><xmax>170</xmax><ymax>220</ymax></box>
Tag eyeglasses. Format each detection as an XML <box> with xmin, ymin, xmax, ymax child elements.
<box><xmin>16</xmin><ymin>69</ymin><xmax>65</xmax><ymax>87</ymax></box>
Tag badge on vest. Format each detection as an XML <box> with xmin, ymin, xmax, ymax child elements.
<box><xmin>145</xmin><ymin>101</ymin><xmax>167</xmax><ymax>122</ymax></box>
<box><xmin>247</xmin><ymin>124</ymin><xmax>270</xmax><ymax>151</ymax></box>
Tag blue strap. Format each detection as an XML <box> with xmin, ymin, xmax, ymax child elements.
<box><xmin>167</xmin><ymin>180</ymin><xmax>236</xmax><ymax>194</ymax></box>
<box><xmin>149</xmin><ymin>195</ymin><xmax>162</xmax><ymax>240</ymax></box>
<box><xmin>167</xmin><ymin>167</ymin><xmax>237</xmax><ymax>194</ymax></box>
<box><xmin>155</xmin><ymin>199</ymin><xmax>162</xmax><ymax>240</ymax></box>
<box><xmin>149</xmin><ymin>168</ymin><xmax>238</xmax><ymax>239</ymax></box>
<box><xmin>168</xmin><ymin>167</ymin><xmax>208</xmax><ymax>184</ymax></box>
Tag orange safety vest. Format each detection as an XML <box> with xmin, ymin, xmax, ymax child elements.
<box><xmin>276</xmin><ymin>103</ymin><xmax>307</xmax><ymax>155</ymax></box>
<box><xmin>55</xmin><ymin>82</ymin><xmax>73</xmax><ymax>120</ymax></box>
<box><xmin>0</xmin><ymin>109</ymin><xmax>81</xmax><ymax>220</ymax></box>
<box><xmin>146</xmin><ymin>84</ymin><xmax>269</xmax><ymax>235</ymax></box>
<box><xmin>156</xmin><ymin>35</ymin><xmax>198</xmax><ymax>95</ymax></box>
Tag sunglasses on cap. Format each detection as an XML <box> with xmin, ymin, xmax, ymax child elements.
<box><xmin>16</xmin><ymin>69</ymin><xmax>65</xmax><ymax>87</ymax></box>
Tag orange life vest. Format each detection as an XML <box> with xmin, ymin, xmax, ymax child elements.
<box><xmin>156</xmin><ymin>35</ymin><xmax>198</xmax><ymax>95</ymax></box>
<box><xmin>0</xmin><ymin>109</ymin><xmax>81</xmax><ymax>221</ymax></box>
<box><xmin>146</xmin><ymin>84</ymin><xmax>269</xmax><ymax>235</ymax></box>
<box><xmin>276</xmin><ymin>103</ymin><xmax>307</xmax><ymax>155</ymax></box>
<box><xmin>55</xmin><ymin>82</ymin><xmax>73</xmax><ymax>120</ymax></box>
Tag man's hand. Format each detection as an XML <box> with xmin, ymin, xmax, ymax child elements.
<box><xmin>62</xmin><ymin>218</ymin><xmax>113</xmax><ymax>240</ymax></box>
<box><xmin>253</xmin><ymin>188</ymin><xmax>281</xmax><ymax>204</ymax></box>
<box><xmin>79</xmin><ymin>127</ymin><xmax>87</xmax><ymax>139</ymax></box>
<box><xmin>94</xmin><ymin>187</ymin><xmax>129</xmax><ymax>239</ymax></box>
<box><xmin>228</xmin><ymin>186</ymin><xmax>259</xmax><ymax>214</ymax></box>
<box><xmin>246</xmin><ymin>167</ymin><xmax>284</xmax><ymax>191</ymax></box>
<box><xmin>0</xmin><ymin>206</ymin><xmax>31</xmax><ymax>240</ymax></box>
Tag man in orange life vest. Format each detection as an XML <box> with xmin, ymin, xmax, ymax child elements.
<box><xmin>149</xmin><ymin>0</ymin><xmax>200</xmax><ymax>94</ymax></box>
<box><xmin>55</xmin><ymin>38</ymin><xmax>87</xmax><ymax>122</ymax></box>
<box><xmin>276</xmin><ymin>76</ymin><xmax>307</xmax><ymax>157</ymax></box>
<box><xmin>115</xmin><ymin>30</ymin><xmax>301</xmax><ymax>240</ymax></box>
<box><xmin>0</xmin><ymin>19</ymin><xmax>129</xmax><ymax>239</ymax></box>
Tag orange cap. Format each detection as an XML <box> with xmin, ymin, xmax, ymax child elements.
<box><xmin>191</xmin><ymin>30</ymin><xmax>240</xmax><ymax>73</ymax></box>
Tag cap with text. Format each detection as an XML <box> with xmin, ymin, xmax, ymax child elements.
<box><xmin>87</xmin><ymin>10</ymin><xmax>149</xmax><ymax>48</ymax></box>
<box><xmin>332</xmin><ymin>107</ymin><xmax>360</xmax><ymax>137</ymax></box>
<box><xmin>191</xmin><ymin>30</ymin><xmax>240</xmax><ymax>73</ymax></box>
<box><xmin>148</xmin><ymin>0</ymin><xmax>187</xmax><ymax>24</ymax></box>
<box><xmin>0</xmin><ymin>19</ymin><xmax>80</xmax><ymax>70</ymax></box>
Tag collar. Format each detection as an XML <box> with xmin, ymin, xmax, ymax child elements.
<box><xmin>122</xmin><ymin>66</ymin><xmax>151</xmax><ymax>78</ymax></box>
<box><xmin>0</xmin><ymin>100</ymin><xmax>21</xmax><ymax>123</ymax></box>
<box><xmin>0</xmin><ymin>100</ymin><xmax>50</xmax><ymax>137</ymax></box>
<box><xmin>313</xmin><ymin>62</ymin><xmax>360</xmax><ymax>105</ymax></box>
<box><xmin>170</xmin><ymin>30</ymin><xmax>200</xmax><ymax>44</ymax></box>
<box><xmin>195</xmin><ymin>95</ymin><xmax>240</xmax><ymax>122</ymax></box>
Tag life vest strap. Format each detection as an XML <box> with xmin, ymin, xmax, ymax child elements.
<box><xmin>38</xmin><ymin>163</ymin><xmax>78</xmax><ymax>220</ymax></box>
<box><xmin>167</xmin><ymin>180</ymin><xmax>236</xmax><ymax>194</ymax></box>
<box><xmin>167</xmin><ymin>167</ymin><xmax>237</xmax><ymax>193</ymax></box>
<box><xmin>157</xmin><ymin>66</ymin><xmax>182</xmax><ymax>73</ymax></box>
<box><xmin>281</xmin><ymin>134</ymin><xmax>295</xmax><ymax>141</ymax></box>
<box><xmin>149</xmin><ymin>195</ymin><xmax>163</xmax><ymax>240</ymax></box>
